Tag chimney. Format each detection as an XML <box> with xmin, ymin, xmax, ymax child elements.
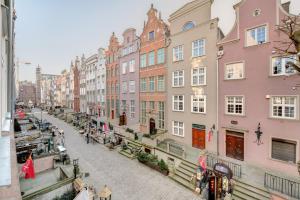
<box><xmin>281</xmin><ymin>1</ymin><xmax>290</xmax><ymax>13</ymax></box>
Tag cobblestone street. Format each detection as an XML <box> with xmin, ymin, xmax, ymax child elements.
<box><xmin>34</xmin><ymin>111</ymin><xmax>201</xmax><ymax>200</ymax></box>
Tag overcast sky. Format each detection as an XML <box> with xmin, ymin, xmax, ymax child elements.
<box><xmin>16</xmin><ymin>0</ymin><xmax>300</xmax><ymax>82</ymax></box>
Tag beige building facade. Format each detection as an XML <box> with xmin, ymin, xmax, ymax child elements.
<box><xmin>167</xmin><ymin>0</ymin><xmax>222</xmax><ymax>158</ymax></box>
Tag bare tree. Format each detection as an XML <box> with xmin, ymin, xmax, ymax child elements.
<box><xmin>274</xmin><ymin>15</ymin><xmax>300</xmax><ymax>72</ymax></box>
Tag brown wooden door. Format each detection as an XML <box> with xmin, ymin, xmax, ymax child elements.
<box><xmin>149</xmin><ymin>118</ymin><xmax>155</xmax><ymax>135</ymax></box>
<box><xmin>192</xmin><ymin>128</ymin><xmax>205</xmax><ymax>149</ymax></box>
<box><xmin>226</xmin><ymin>132</ymin><xmax>244</xmax><ymax>161</ymax></box>
<box><xmin>111</xmin><ymin>110</ymin><xmax>114</xmax><ymax>119</ymax></box>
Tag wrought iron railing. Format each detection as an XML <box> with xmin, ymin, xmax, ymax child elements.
<box><xmin>156</xmin><ymin>139</ymin><xmax>185</xmax><ymax>158</ymax></box>
<box><xmin>264</xmin><ymin>173</ymin><xmax>300</xmax><ymax>199</ymax></box>
<box><xmin>206</xmin><ymin>154</ymin><xmax>242</xmax><ymax>178</ymax></box>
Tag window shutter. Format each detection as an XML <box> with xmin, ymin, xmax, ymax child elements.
<box><xmin>272</xmin><ymin>139</ymin><xmax>296</xmax><ymax>163</ymax></box>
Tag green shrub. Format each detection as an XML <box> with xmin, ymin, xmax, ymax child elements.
<box><xmin>148</xmin><ymin>154</ymin><xmax>158</xmax><ymax>163</ymax></box>
<box><xmin>137</xmin><ymin>151</ymin><xmax>149</xmax><ymax>163</ymax></box>
<box><xmin>158</xmin><ymin>159</ymin><xmax>168</xmax><ymax>172</ymax></box>
<box><xmin>126</xmin><ymin>128</ymin><xmax>134</xmax><ymax>133</ymax></box>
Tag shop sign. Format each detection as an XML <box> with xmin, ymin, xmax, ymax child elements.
<box><xmin>213</xmin><ymin>163</ymin><xmax>233</xmax><ymax>179</ymax></box>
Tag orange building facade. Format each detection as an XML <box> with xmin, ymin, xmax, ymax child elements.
<box><xmin>139</xmin><ymin>5</ymin><xmax>169</xmax><ymax>134</ymax></box>
<box><xmin>106</xmin><ymin>33</ymin><xmax>120</xmax><ymax>122</ymax></box>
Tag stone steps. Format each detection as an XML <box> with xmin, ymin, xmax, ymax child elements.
<box><xmin>119</xmin><ymin>149</ymin><xmax>135</xmax><ymax>159</ymax></box>
<box><xmin>169</xmin><ymin>161</ymin><xmax>197</xmax><ymax>192</ymax></box>
<box><xmin>233</xmin><ymin>180</ymin><xmax>271</xmax><ymax>200</ymax></box>
<box><xmin>169</xmin><ymin>161</ymin><xmax>271</xmax><ymax>200</ymax></box>
<box><xmin>169</xmin><ymin>174</ymin><xmax>195</xmax><ymax>191</ymax></box>
<box><xmin>119</xmin><ymin>139</ymin><xmax>143</xmax><ymax>159</ymax></box>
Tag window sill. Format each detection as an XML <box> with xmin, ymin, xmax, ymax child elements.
<box><xmin>171</xmin><ymin>133</ymin><xmax>185</xmax><ymax>138</ymax></box>
<box><xmin>244</xmin><ymin>41</ymin><xmax>270</xmax><ymax>48</ymax></box>
<box><xmin>191</xmin><ymin>55</ymin><xmax>206</xmax><ymax>59</ymax></box>
<box><xmin>172</xmin><ymin>86</ymin><xmax>184</xmax><ymax>88</ymax></box>
<box><xmin>172</xmin><ymin>109</ymin><xmax>184</xmax><ymax>112</ymax></box>
<box><xmin>268</xmin><ymin>157</ymin><xmax>296</xmax><ymax>166</ymax></box>
<box><xmin>191</xmin><ymin>84</ymin><xmax>207</xmax><ymax>87</ymax></box>
<box><xmin>173</xmin><ymin>59</ymin><xmax>184</xmax><ymax>63</ymax></box>
<box><xmin>191</xmin><ymin>112</ymin><xmax>206</xmax><ymax>115</ymax></box>
<box><xmin>224</xmin><ymin>78</ymin><xmax>246</xmax><ymax>81</ymax></box>
<box><xmin>225</xmin><ymin>113</ymin><xmax>246</xmax><ymax>117</ymax></box>
<box><xmin>268</xmin><ymin>116</ymin><xmax>298</xmax><ymax>121</ymax></box>
<box><xmin>268</xmin><ymin>73</ymin><xmax>298</xmax><ymax>78</ymax></box>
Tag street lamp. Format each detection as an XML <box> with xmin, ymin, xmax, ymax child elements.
<box><xmin>73</xmin><ymin>158</ymin><xmax>79</xmax><ymax>178</ymax></box>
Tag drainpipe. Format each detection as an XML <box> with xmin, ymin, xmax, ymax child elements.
<box><xmin>216</xmin><ymin>53</ymin><xmax>219</xmax><ymax>157</ymax></box>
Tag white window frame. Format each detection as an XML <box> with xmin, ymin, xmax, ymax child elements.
<box><xmin>191</xmin><ymin>67</ymin><xmax>206</xmax><ymax>86</ymax></box>
<box><xmin>246</xmin><ymin>25</ymin><xmax>267</xmax><ymax>46</ymax></box>
<box><xmin>172</xmin><ymin>95</ymin><xmax>184</xmax><ymax>112</ymax></box>
<box><xmin>173</xmin><ymin>45</ymin><xmax>184</xmax><ymax>62</ymax></box>
<box><xmin>140</xmin><ymin>78</ymin><xmax>146</xmax><ymax>92</ymax></box>
<box><xmin>130</xmin><ymin>100</ymin><xmax>135</xmax><ymax>118</ymax></box>
<box><xmin>140</xmin><ymin>54</ymin><xmax>147</xmax><ymax>68</ymax></box>
<box><xmin>172</xmin><ymin>70</ymin><xmax>184</xmax><ymax>87</ymax></box>
<box><xmin>148</xmin><ymin>51</ymin><xmax>155</xmax><ymax>66</ymax></box>
<box><xmin>122</xmin><ymin>81</ymin><xmax>127</xmax><ymax>93</ymax></box>
<box><xmin>129</xmin><ymin>59</ymin><xmax>135</xmax><ymax>73</ymax></box>
<box><xmin>129</xmin><ymin>80</ymin><xmax>135</xmax><ymax>93</ymax></box>
<box><xmin>271</xmin><ymin>56</ymin><xmax>297</xmax><ymax>76</ymax></box>
<box><xmin>149</xmin><ymin>77</ymin><xmax>155</xmax><ymax>92</ymax></box>
<box><xmin>270</xmin><ymin>96</ymin><xmax>298</xmax><ymax>120</ymax></box>
<box><xmin>225</xmin><ymin>96</ymin><xmax>245</xmax><ymax>116</ymax></box>
<box><xmin>157</xmin><ymin>48</ymin><xmax>165</xmax><ymax>64</ymax></box>
<box><xmin>192</xmin><ymin>39</ymin><xmax>205</xmax><ymax>57</ymax></box>
<box><xmin>191</xmin><ymin>95</ymin><xmax>206</xmax><ymax>114</ymax></box>
<box><xmin>172</xmin><ymin>121</ymin><xmax>184</xmax><ymax>137</ymax></box>
<box><xmin>122</xmin><ymin>62</ymin><xmax>127</xmax><ymax>74</ymax></box>
<box><xmin>225</xmin><ymin>62</ymin><xmax>245</xmax><ymax>80</ymax></box>
<box><xmin>158</xmin><ymin>102</ymin><xmax>165</xmax><ymax>129</ymax></box>
<box><xmin>157</xmin><ymin>76</ymin><xmax>165</xmax><ymax>91</ymax></box>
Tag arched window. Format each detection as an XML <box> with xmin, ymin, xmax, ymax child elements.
<box><xmin>182</xmin><ymin>21</ymin><xmax>195</xmax><ymax>31</ymax></box>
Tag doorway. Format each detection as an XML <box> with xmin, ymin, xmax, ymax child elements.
<box><xmin>226</xmin><ymin>130</ymin><xmax>244</xmax><ymax>161</ymax></box>
<box><xmin>149</xmin><ymin>118</ymin><xmax>155</xmax><ymax>135</ymax></box>
<box><xmin>119</xmin><ymin>112</ymin><xmax>127</xmax><ymax>126</ymax></box>
<box><xmin>111</xmin><ymin>110</ymin><xmax>114</xmax><ymax>119</ymax></box>
<box><xmin>192</xmin><ymin>127</ymin><xmax>206</xmax><ymax>150</ymax></box>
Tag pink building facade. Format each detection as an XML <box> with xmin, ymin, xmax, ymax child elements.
<box><xmin>119</xmin><ymin>28</ymin><xmax>140</xmax><ymax>126</ymax></box>
<box><xmin>217</xmin><ymin>0</ymin><xmax>300</xmax><ymax>182</ymax></box>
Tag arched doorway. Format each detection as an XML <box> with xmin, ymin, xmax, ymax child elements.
<box><xmin>119</xmin><ymin>112</ymin><xmax>127</xmax><ymax>126</ymax></box>
<box><xmin>149</xmin><ymin>118</ymin><xmax>155</xmax><ymax>135</ymax></box>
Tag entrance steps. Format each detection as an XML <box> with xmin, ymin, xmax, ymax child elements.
<box><xmin>232</xmin><ymin>179</ymin><xmax>271</xmax><ymax>200</ymax></box>
<box><xmin>169</xmin><ymin>160</ymin><xmax>197</xmax><ymax>191</ymax></box>
<box><xmin>118</xmin><ymin>139</ymin><xmax>143</xmax><ymax>159</ymax></box>
<box><xmin>169</xmin><ymin>160</ymin><xmax>271</xmax><ymax>200</ymax></box>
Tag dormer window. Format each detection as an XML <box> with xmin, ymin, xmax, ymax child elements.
<box><xmin>182</xmin><ymin>21</ymin><xmax>195</xmax><ymax>31</ymax></box>
<box><xmin>246</xmin><ymin>25</ymin><xmax>267</xmax><ymax>46</ymax></box>
<box><xmin>149</xmin><ymin>31</ymin><xmax>155</xmax><ymax>41</ymax></box>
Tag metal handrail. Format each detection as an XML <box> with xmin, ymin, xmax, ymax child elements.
<box><xmin>206</xmin><ymin>154</ymin><xmax>242</xmax><ymax>178</ymax></box>
<box><xmin>264</xmin><ymin>173</ymin><xmax>300</xmax><ymax>199</ymax></box>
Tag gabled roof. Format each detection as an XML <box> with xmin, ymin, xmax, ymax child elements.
<box><xmin>169</xmin><ymin>0</ymin><xmax>213</xmax><ymax>22</ymax></box>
